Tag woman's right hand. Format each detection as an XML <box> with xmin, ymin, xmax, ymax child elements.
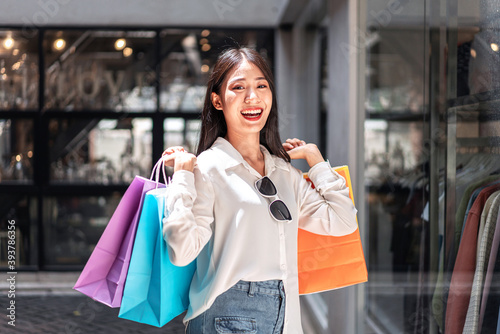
<box><xmin>162</xmin><ymin>146</ymin><xmax>197</xmax><ymax>172</ymax></box>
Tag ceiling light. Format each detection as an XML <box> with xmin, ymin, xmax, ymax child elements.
<box><xmin>491</xmin><ymin>43</ymin><xmax>499</xmax><ymax>52</ymax></box>
<box><xmin>470</xmin><ymin>48</ymin><xmax>476</xmax><ymax>58</ymax></box>
<box><xmin>115</xmin><ymin>38</ymin><xmax>126</xmax><ymax>51</ymax></box>
<box><xmin>201</xmin><ymin>44</ymin><xmax>211</xmax><ymax>52</ymax></box>
<box><xmin>201</xmin><ymin>29</ymin><xmax>210</xmax><ymax>37</ymax></box>
<box><xmin>201</xmin><ymin>64</ymin><xmax>209</xmax><ymax>72</ymax></box>
<box><xmin>3</xmin><ymin>37</ymin><xmax>14</xmax><ymax>49</ymax></box>
<box><xmin>123</xmin><ymin>47</ymin><xmax>133</xmax><ymax>57</ymax></box>
<box><xmin>53</xmin><ymin>38</ymin><xmax>66</xmax><ymax>51</ymax></box>
<box><xmin>199</xmin><ymin>38</ymin><xmax>208</xmax><ymax>45</ymax></box>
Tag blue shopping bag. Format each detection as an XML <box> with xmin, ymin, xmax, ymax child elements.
<box><xmin>118</xmin><ymin>187</ymin><xmax>196</xmax><ymax>327</ymax></box>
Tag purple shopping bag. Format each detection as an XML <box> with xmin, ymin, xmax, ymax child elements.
<box><xmin>73</xmin><ymin>175</ymin><xmax>166</xmax><ymax>307</ymax></box>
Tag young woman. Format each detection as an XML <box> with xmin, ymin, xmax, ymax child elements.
<box><xmin>162</xmin><ymin>47</ymin><xmax>358</xmax><ymax>334</ymax></box>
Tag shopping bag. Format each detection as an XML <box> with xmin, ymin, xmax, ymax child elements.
<box><xmin>73</xmin><ymin>176</ymin><xmax>165</xmax><ymax>307</ymax></box>
<box><xmin>298</xmin><ymin>165</ymin><xmax>367</xmax><ymax>294</ymax></box>
<box><xmin>118</xmin><ymin>187</ymin><xmax>196</xmax><ymax>327</ymax></box>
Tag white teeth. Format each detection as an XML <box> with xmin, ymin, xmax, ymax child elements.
<box><xmin>241</xmin><ymin>109</ymin><xmax>262</xmax><ymax>115</ymax></box>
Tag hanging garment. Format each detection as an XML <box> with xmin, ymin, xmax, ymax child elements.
<box><xmin>438</xmin><ymin>176</ymin><xmax>500</xmax><ymax>329</ymax></box>
<box><xmin>463</xmin><ymin>191</ymin><xmax>500</xmax><ymax>333</ymax></box>
<box><xmin>479</xmin><ymin>208</ymin><xmax>500</xmax><ymax>333</ymax></box>
<box><xmin>454</xmin><ymin>176</ymin><xmax>500</xmax><ymax>261</ymax></box>
<box><xmin>445</xmin><ymin>182</ymin><xmax>500</xmax><ymax>334</ymax></box>
<box><xmin>459</xmin><ymin>181</ymin><xmax>500</xmax><ymax>247</ymax></box>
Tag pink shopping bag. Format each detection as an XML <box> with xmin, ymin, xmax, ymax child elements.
<box><xmin>74</xmin><ymin>162</ymin><xmax>167</xmax><ymax>307</ymax></box>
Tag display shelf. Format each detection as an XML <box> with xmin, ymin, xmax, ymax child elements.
<box><xmin>0</xmin><ymin>183</ymin><xmax>38</xmax><ymax>193</ymax></box>
<box><xmin>40</xmin><ymin>109</ymin><xmax>201</xmax><ymax>119</ymax></box>
<box><xmin>0</xmin><ymin>110</ymin><xmax>40</xmax><ymax>118</ymax></box>
<box><xmin>447</xmin><ymin>90</ymin><xmax>500</xmax><ymax>108</ymax></box>
<box><xmin>456</xmin><ymin>136</ymin><xmax>500</xmax><ymax>147</ymax></box>
<box><xmin>41</xmin><ymin>184</ymin><xmax>130</xmax><ymax>195</ymax></box>
<box><xmin>366</xmin><ymin>110</ymin><xmax>428</xmax><ymax>122</ymax></box>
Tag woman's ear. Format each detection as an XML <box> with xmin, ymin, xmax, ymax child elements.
<box><xmin>211</xmin><ymin>92</ymin><xmax>223</xmax><ymax>110</ymax></box>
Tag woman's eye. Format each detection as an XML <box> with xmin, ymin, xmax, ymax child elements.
<box><xmin>232</xmin><ymin>86</ymin><xmax>244</xmax><ymax>90</ymax></box>
<box><xmin>258</xmin><ymin>84</ymin><xmax>268</xmax><ymax>89</ymax></box>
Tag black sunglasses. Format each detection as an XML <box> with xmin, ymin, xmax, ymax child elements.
<box><xmin>255</xmin><ymin>176</ymin><xmax>292</xmax><ymax>222</ymax></box>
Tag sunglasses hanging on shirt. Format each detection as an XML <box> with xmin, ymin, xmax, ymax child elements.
<box><xmin>255</xmin><ymin>176</ymin><xmax>292</xmax><ymax>222</ymax></box>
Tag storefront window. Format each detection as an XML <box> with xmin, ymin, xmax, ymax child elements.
<box><xmin>43</xmin><ymin>194</ymin><xmax>122</xmax><ymax>267</ymax></box>
<box><xmin>363</xmin><ymin>0</ymin><xmax>500</xmax><ymax>333</ymax></box>
<box><xmin>49</xmin><ymin>118</ymin><xmax>152</xmax><ymax>184</ymax></box>
<box><xmin>164</xmin><ymin>118</ymin><xmax>201</xmax><ymax>154</ymax></box>
<box><xmin>0</xmin><ymin>25</ymin><xmax>274</xmax><ymax>270</ymax></box>
<box><xmin>0</xmin><ymin>195</ymin><xmax>37</xmax><ymax>269</ymax></box>
<box><xmin>0</xmin><ymin>30</ymin><xmax>39</xmax><ymax>110</ymax></box>
<box><xmin>0</xmin><ymin>119</ymin><xmax>34</xmax><ymax>183</ymax></box>
<box><xmin>44</xmin><ymin>30</ymin><xmax>157</xmax><ymax>111</ymax></box>
<box><xmin>442</xmin><ymin>1</ymin><xmax>500</xmax><ymax>333</ymax></box>
<box><xmin>363</xmin><ymin>1</ymin><xmax>429</xmax><ymax>332</ymax></box>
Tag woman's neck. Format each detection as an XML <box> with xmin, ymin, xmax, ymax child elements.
<box><xmin>225</xmin><ymin>132</ymin><xmax>265</xmax><ymax>175</ymax></box>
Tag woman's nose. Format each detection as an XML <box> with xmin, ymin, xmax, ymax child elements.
<box><xmin>245</xmin><ymin>88</ymin><xmax>260</xmax><ymax>103</ymax></box>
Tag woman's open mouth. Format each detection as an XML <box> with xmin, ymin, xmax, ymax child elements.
<box><xmin>241</xmin><ymin>108</ymin><xmax>263</xmax><ymax>121</ymax></box>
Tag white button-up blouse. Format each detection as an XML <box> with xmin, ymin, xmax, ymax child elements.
<box><xmin>162</xmin><ymin>137</ymin><xmax>358</xmax><ymax>333</ymax></box>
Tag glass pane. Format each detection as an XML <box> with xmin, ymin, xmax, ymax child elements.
<box><xmin>0</xmin><ymin>119</ymin><xmax>34</xmax><ymax>183</ymax></box>
<box><xmin>44</xmin><ymin>30</ymin><xmax>156</xmax><ymax>111</ymax></box>
<box><xmin>0</xmin><ymin>195</ymin><xmax>37</xmax><ymax>268</ymax></box>
<box><xmin>0</xmin><ymin>30</ymin><xmax>39</xmax><ymax>110</ymax></box>
<box><xmin>43</xmin><ymin>194</ymin><xmax>121</xmax><ymax>266</ymax></box>
<box><xmin>164</xmin><ymin>118</ymin><xmax>201</xmax><ymax>153</ymax></box>
<box><xmin>159</xmin><ymin>29</ymin><xmax>274</xmax><ymax>112</ymax></box>
<box><xmin>49</xmin><ymin>118</ymin><xmax>152</xmax><ymax>184</ymax></box>
<box><xmin>443</xmin><ymin>1</ymin><xmax>500</xmax><ymax>333</ymax></box>
<box><xmin>363</xmin><ymin>1</ymin><xmax>428</xmax><ymax>333</ymax></box>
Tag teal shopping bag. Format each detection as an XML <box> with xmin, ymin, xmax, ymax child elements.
<box><xmin>118</xmin><ymin>187</ymin><xmax>196</xmax><ymax>327</ymax></box>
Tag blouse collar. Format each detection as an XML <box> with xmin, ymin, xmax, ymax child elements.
<box><xmin>211</xmin><ymin>137</ymin><xmax>290</xmax><ymax>177</ymax></box>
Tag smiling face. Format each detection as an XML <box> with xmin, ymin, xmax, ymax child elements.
<box><xmin>211</xmin><ymin>58</ymin><xmax>273</xmax><ymax>141</ymax></box>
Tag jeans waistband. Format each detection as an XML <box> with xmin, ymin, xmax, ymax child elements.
<box><xmin>232</xmin><ymin>280</ymin><xmax>284</xmax><ymax>296</ymax></box>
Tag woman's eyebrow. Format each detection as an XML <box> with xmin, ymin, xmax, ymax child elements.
<box><xmin>228</xmin><ymin>76</ymin><xmax>268</xmax><ymax>85</ymax></box>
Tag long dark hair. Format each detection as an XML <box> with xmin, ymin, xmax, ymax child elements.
<box><xmin>196</xmin><ymin>47</ymin><xmax>290</xmax><ymax>162</ymax></box>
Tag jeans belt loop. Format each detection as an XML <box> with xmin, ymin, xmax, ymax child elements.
<box><xmin>248</xmin><ymin>281</ymin><xmax>255</xmax><ymax>297</ymax></box>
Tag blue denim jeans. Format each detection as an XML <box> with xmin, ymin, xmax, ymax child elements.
<box><xmin>186</xmin><ymin>280</ymin><xmax>286</xmax><ymax>334</ymax></box>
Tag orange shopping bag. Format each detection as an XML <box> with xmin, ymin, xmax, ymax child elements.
<box><xmin>298</xmin><ymin>165</ymin><xmax>367</xmax><ymax>294</ymax></box>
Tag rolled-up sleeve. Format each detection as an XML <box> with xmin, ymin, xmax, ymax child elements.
<box><xmin>162</xmin><ymin>167</ymin><xmax>215</xmax><ymax>266</ymax></box>
<box><xmin>297</xmin><ymin>161</ymin><xmax>358</xmax><ymax>236</ymax></box>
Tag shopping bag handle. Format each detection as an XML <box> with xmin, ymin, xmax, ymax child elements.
<box><xmin>150</xmin><ymin>158</ymin><xmax>170</xmax><ymax>187</ymax></box>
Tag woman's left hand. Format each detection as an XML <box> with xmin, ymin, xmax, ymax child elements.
<box><xmin>283</xmin><ymin>138</ymin><xmax>325</xmax><ymax>167</ymax></box>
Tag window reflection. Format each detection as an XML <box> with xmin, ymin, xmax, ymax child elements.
<box><xmin>159</xmin><ymin>29</ymin><xmax>274</xmax><ymax>112</ymax></box>
<box><xmin>0</xmin><ymin>119</ymin><xmax>34</xmax><ymax>183</ymax></box>
<box><xmin>164</xmin><ymin>118</ymin><xmax>201</xmax><ymax>153</ymax></box>
<box><xmin>44</xmin><ymin>30</ymin><xmax>156</xmax><ymax>111</ymax></box>
<box><xmin>49</xmin><ymin>118</ymin><xmax>152</xmax><ymax>184</ymax></box>
<box><xmin>43</xmin><ymin>195</ymin><xmax>121</xmax><ymax>266</ymax></box>
<box><xmin>0</xmin><ymin>195</ymin><xmax>37</xmax><ymax>268</ymax></box>
<box><xmin>0</xmin><ymin>30</ymin><xmax>39</xmax><ymax>110</ymax></box>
